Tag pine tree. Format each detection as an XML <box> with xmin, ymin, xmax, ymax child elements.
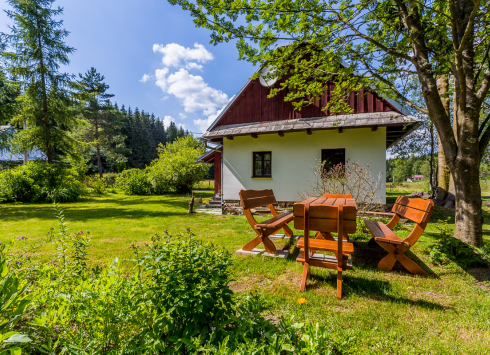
<box><xmin>167</xmin><ymin>121</ymin><xmax>178</xmax><ymax>144</ymax></box>
<box><xmin>76</xmin><ymin>67</ymin><xmax>128</xmax><ymax>176</ymax></box>
<box><xmin>3</xmin><ymin>0</ymin><xmax>77</xmax><ymax>163</ymax></box>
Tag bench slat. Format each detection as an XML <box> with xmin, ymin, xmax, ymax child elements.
<box><xmin>240</xmin><ymin>189</ymin><xmax>274</xmax><ymax>199</ymax></box>
<box><xmin>297</xmin><ymin>238</ymin><xmax>354</xmax><ymax>254</ymax></box>
<box><xmin>296</xmin><ymin>255</ymin><xmax>353</xmax><ymax>270</ymax></box>
<box><xmin>364</xmin><ymin>220</ymin><xmax>407</xmax><ymax>246</ymax></box>
<box><xmin>396</xmin><ymin>196</ymin><xmax>433</xmax><ymax>212</ymax></box>
<box><xmin>255</xmin><ymin>212</ymin><xmax>294</xmax><ymax>229</ymax></box>
<box><xmin>242</xmin><ymin>195</ymin><xmax>277</xmax><ymax>210</ymax></box>
<box><xmin>392</xmin><ymin>204</ymin><xmax>428</xmax><ymax>224</ymax></box>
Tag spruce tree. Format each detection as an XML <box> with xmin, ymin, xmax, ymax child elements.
<box><xmin>166</xmin><ymin>121</ymin><xmax>178</xmax><ymax>144</ymax></box>
<box><xmin>3</xmin><ymin>0</ymin><xmax>77</xmax><ymax>163</ymax></box>
<box><xmin>76</xmin><ymin>67</ymin><xmax>128</xmax><ymax>176</ymax></box>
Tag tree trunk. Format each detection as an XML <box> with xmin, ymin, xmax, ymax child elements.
<box><xmin>452</xmin><ymin>161</ymin><xmax>483</xmax><ymax>247</ymax></box>
<box><xmin>435</xmin><ymin>75</ymin><xmax>450</xmax><ymax>200</ymax></box>
<box><xmin>95</xmin><ymin>117</ymin><xmax>103</xmax><ymax>178</ymax></box>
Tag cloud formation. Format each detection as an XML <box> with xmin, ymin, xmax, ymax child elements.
<box><xmin>143</xmin><ymin>42</ymin><xmax>228</xmax><ymax>134</ymax></box>
<box><xmin>153</xmin><ymin>43</ymin><xmax>213</xmax><ymax>68</ymax></box>
<box><xmin>162</xmin><ymin>115</ymin><xmax>186</xmax><ymax>130</ymax></box>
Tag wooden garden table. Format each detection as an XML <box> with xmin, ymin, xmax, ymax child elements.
<box><xmin>293</xmin><ymin>196</ymin><xmax>358</xmax><ymax>241</ymax></box>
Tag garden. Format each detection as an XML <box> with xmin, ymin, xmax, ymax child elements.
<box><xmin>1</xmin><ymin>182</ymin><xmax>489</xmax><ymax>354</ymax></box>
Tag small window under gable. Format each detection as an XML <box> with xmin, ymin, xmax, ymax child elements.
<box><xmin>253</xmin><ymin>151</ymin><xmax>272</xmax><ymax>178</ymax></box>
<box><xmin>321</xmin><ymin>149</ymin><xmax>345</xmax><ymax>171</ymax></box>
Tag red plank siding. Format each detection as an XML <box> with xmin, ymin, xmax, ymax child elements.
<box><xmin>214</xmin><ymin>79</ymin><xmax>401</xmax><ymax>128</ymax></box>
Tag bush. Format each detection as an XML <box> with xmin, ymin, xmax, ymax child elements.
<box><xmin>116</xmin><ymin>168</ymin><xmax>152</xmax><ymax>195</ymax></box>
<box><xmin>0</xmin><ymin>244</ymin><xmax>32</xmax><ymax>354</ymax></box>
<box><xmin>429</xmin><ymin>219</ymin><xmax>490</xmax><ymax>268</ymax></box>
<box><xmin>85</xmin><ymin>176</ymin><xmax>107</xmax><ymax>195</ymax></box>
<box><xmin>148</xmin><ymin>136</ymin><xmax>209</xmax><ymax>194</ymax></box>
<box><xmin>102</xmin><ymin>172</ymin><xmax>118</xmax><ymax>186</ymax></box>
<box><xmin>0</xmin><ymin>162</ymin><xmax>84</xmax><ymax>203</ymax></box>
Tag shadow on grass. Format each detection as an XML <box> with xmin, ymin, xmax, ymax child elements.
<box><xmin>307</xmin><ymin>272</ymin><xmax>448</xmax><ymax>310</ymax></box>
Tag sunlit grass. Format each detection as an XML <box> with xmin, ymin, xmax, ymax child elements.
<box><xmin>1</xmin><ymin>190</ymin><xmax>490</xmax><ymax>353</ymax></box>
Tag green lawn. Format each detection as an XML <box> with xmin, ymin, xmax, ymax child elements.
<box><xmin>2</xmin><ymin>191</ymin><xmax>490</xmax><ymax>354</ymax></box>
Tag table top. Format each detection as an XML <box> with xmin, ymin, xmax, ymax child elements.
<box><xmin>293</xmin><ymin>196</ymin><xmax>357</xmax><ymax>217</ymax></box>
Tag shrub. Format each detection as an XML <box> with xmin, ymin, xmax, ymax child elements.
<box><xmin>85</xmin><ymin>176</ymin><xmax>107</xmax><ymax>195</ymax></box>
<box><xmin>116</xmin><ymin>168</ymin><xmax>152</xmax><ymax>195</ymax></box>
<box><xmin>148</xmin><ymin>136</ymin><xmax>209</xmax><ymax>194</ymax></box>
<box><xmin>0</xmin><ymin>244</ymin><xmax>32</xmax><ymax>354</ymax></box>
<box><xmin>0</xmin><ymin>162</ymin><xmax>85</xmax><ymax>203</ymax></box>
<box><xmin>429</xmin><ymin>218</ymin><xmax>490</xmax><ymax>268</ymax></box>
<box><xmin>102</xmin><ymin>172</ymin><xmax>118</xmax><ymax>186</ymax></box>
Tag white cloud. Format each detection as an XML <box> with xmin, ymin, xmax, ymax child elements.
<box><xmin>185</xmin><ymin>62</ymin><xmax>203</xmax><ymax>71</ymax></box>
<box><xmin>153</xmin><ymin>42</ymin><xmax>213</xmax><ymax>68</ymax></box>
<box><xmin>193</xmin><ymin>98</ymin><xmax>231</xmax><ymax>132</ymax></box>
<box><xmin>140</xmin><ymin>73</ymin><xmax>152</xmax><ymax>83</ymax></box>
<box><xmin>155</xmin><ymin>68</ymin><xmax>169</xmax><ymax>91</ymax></box>
<box><xmin>162</xmin><ymin>115</ymin><xmax>186</xmax><ymax>130</ymax></box>
<box><xmin>179</xmin><ymin>113</ymin><xmax>187</xmax><ymax>119</ymax></box>
<box><xmin>155</xmin><ymin>67</ymin><xmax>228</xmax><ymax>115</ymax></box>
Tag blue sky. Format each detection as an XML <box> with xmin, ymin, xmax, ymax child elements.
<box><xmin>0</xmin><ymin>0</ymin><xmax>255</xmax><ymax>135</ymax></box>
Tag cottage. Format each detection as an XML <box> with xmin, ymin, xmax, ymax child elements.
<box><xmin>411</xmin><ymin>175</ymin><xmax>424</xmax><ymax>181</ymax></box>
<box><xmin>199</xmin><ymin>72</ymin><xmax>419</xmax><ymax>213</ymax></box>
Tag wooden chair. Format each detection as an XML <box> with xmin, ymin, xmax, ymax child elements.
<box><xmin>316</xmin><ymin>193</ymin><xmax>353</xmax><ymax>241</ymax></box>
<box><xmin>239</xmin><ymin>189</ymin><xmax>294</xmax><ymax>254</ymax></box>
<box><xmin>295</xmin><ymin>203</ymin><xmax>357</xmax><ymax>299</ymax></box>
<box><xmin>364</xmin><ymin>196</ymin><xmax>434</xmax><ymax>275</ymax></box>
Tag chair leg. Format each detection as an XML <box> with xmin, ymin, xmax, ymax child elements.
<box><xmin>300</xmin><ymin>262</ymin><xmax>309</xmax><ymax>291</ymax></box>
<box><xmin>336</xmin><ymin>269</ymin><xmax>343</xmax><ymax>299</ymax></box>
<box><xmin>242</xmin><ymin>236</ymin><xmax>262</xmax><ymax>251</ymax></box>
<box><xmin>262</xmin><ymin>236</ymin><xmax>277</xmax><ymax>254</ymax></box>
<box><xmin>283</xmin><ymin>224</ymin><xmax>294</xmax><ymax>237</ymax></box>
<box><xmin>396</xmin><ymin>253</ymin><xmax>427</xmax><ymax>275</ymax></box>
<box><xmin>378</xmin><ymin>253</ymin><xmax>397</xmax><ymax>271</ymax></box>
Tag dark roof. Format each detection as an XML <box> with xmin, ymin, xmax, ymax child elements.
<box><xmin>203</xmin><ymin>111</ymin><xmax>419</xmax><ymax>148</ymax></box>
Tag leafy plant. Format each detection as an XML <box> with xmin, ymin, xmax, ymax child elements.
<box><xmin>85</xmin><ymin>176</ymin><xmax>106</xmax><ymax>195</ymax></box>
<box><xmin>429</xmin><ymin>219</ymin><xmax>490</xmax><ymax>268</ymax></box>
<box><xmin>116</xmin><ymin>168</ymin><xmax>152</xmax><ymax>195</ymax></box>
<box><xmin>0</xmin><ymin>244</ymin><xmax>32</xmax><ymax>354</ymax></box>
<box><xmin>148</xmin><ymin>135</ymin><xmax>209</xmax><ymax>194</ymax></box>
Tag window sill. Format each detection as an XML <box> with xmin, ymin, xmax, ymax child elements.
<box><xmin>252</xmin><ymin>177</ymin><xmax>272</xmax><ymax>179</ymax></box>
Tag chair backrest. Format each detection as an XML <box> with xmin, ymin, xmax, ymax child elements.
<box><xmin>392</xmin><ymin>196</ymin><xmax>433</xmax><ymax>225</ymax></box>
<box><xmin>302</xmin><ymin>204</ymin><xmax>356</xmax><ymax>265</ymax></box>
<box><xmin>391</xmin><ymin>196</ymin><xmax>434</xmax><ymax>246</ymax></box>
<box><xmin>323</xmin><ymin>193</ymin><xmax>353</xmax><ymax>198</ymax></box>
<box><xmin>239</xmin><ymin>189</ymin><xmax>277</xmax><ymax>210</ymax></box>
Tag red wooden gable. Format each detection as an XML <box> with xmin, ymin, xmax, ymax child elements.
<box><xmin>212</xmin><ymin>79</ymin><xmax>402</xmax><ymax>128</ymax></box>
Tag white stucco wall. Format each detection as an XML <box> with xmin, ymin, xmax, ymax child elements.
<box><xmin>222</xmin><ymin>127</ymin><xmax>387</xmax><ymax>203</ymax></box>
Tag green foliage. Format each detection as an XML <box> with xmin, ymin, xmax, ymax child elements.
<box><xmin>85</xmin><ymin>176</ymin><xmax>106</xmax><ymax>195</ymax></box>
<box><xmin>0</xmin><ymin>162</ymin><xmax>84</xmax><ymax>203</ymax></box>
<box><xmin>4</xmin><ymin>0</ymin><xmax>79</xmax><ymax>163</ymax></box>
<box><xmin>429</xmin><ymin>219</ymin><xmax>490</xmax><ymax>268</ymax></box>
<box><xmin>148</xmin><ymin>135</ymin><xmax>209</xmax><ymax>193</ymax></box>
<box><xmin>102</xmin><ymin>172</ymin><xmax>118</xmax><ymax>186</ymax></box>
<box><xmin>134</xmin><ymin>231</ymin><xmax>234</xmax><ymax>352</ymax></box>
<box><xmin>116</xmin><ymin>168</ymin><xmax>152</xmax><ymax>195</ymax></box>
<box><xmin>0</xmin><ymin>244</ymin><xmax>32</xmax><ymax>354</ymax></box>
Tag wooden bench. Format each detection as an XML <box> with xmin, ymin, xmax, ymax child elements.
<box><xmin>238</xmin><ymin>189</ymin><xmax>294</xmax><ymax>254</ymax></box>
<box><xmin>364</xmin><ymin>196</ymin><xmax>434</xmax><ymax>275</ymax></box>
<box><xmin>295</xmin><ymin>202</ymin><xmax>357</xmax><ymax>299</ymax></box>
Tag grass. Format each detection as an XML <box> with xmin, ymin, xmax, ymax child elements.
<box><xmin>193</xmin><ymin>179</ymin><xmax>215</xmax><ymax>190</ymax></box>
<box><xmin>2</xmin><ymin>189</ymin><xmax>490</xmax><ymax>354</ymax></box>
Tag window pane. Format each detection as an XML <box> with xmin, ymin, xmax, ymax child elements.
<box><xmin>255</xmin><ymin>167</ymin><xmax>262</xmax><ymax>176</ymax></box>
<box><xmin>264</xmin><ymin>153</ymin><xmax>271</xmax><ymax>161</ymax></box>
<box><xmin>264</xmin><ymin>167</ymin><xmax>271</xmax><ymax>175</ymax></box>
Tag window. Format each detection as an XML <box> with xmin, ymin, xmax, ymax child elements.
<box><xmin>253</xmin><ymin>152</ymin><xmax>272</xmax><ymax>177</ymax></box>
<box><xmin>321</xmin><ymin>149</ymin><xmax>345</xmax><ymax>172</ymax></box>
